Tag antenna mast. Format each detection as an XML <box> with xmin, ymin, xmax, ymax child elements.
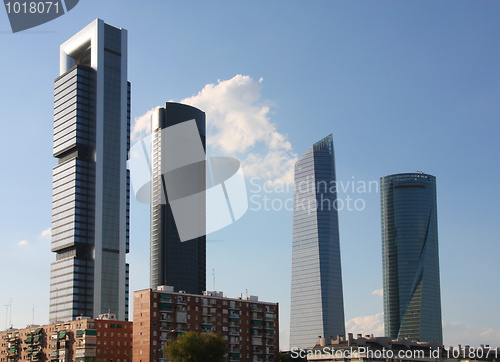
<box><xmin>9</xmin><ymin>299</ymin><xmax>12</xmax><ymax>329</ymax></box>
<box><xmin>4</xmin><ymin>304</ymin><xmax>8</xmax><ymax>330</ymax></box>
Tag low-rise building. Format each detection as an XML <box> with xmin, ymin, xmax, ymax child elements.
<box><xmin>301</xmin><ymin>334</ymin><xmax>500</xmax><ymax>362</ymax></box>
<box><xmin>133</xmin><ymin>286</ymin><xmax>279</xmax><ymax>362</ymax></box>
<box><xmin>0</xmin><ymin>314</ymin><xmax>132</xmax><ymax>362</ymax></box>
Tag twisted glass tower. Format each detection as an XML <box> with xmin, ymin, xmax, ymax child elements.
<box><xmin>381</xmin><ymin>173</ymin><xmax>442</xmax><ymax>343</ymax></box>
<box><xmin>50</xmin><ymin>19</ymin><xmax>130</xmax><ymax>322</ymax></box>
<box><xmin>290</xmin><ymin>134</ymin><xmax>345</xmax><ymax>349</ymax></box>
<box><xmin>150</xmin><ymin>103</ymin><xmax>206</xmax><ymax>295</ymax></box>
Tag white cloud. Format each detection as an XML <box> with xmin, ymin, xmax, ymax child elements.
<box><xmin>130</xmin><ymin>75</ymin><xmax>296</xmax><ymax>185</ymax></box>
<box><xmin>38</xmin><ymin>228</ymin><xmax>51</xmax><ymax>240</ymax></box>
<box><xmin>443</xmin><ymin>321</ymin><xmax>500</xmax><ymax>347</ymax></box>
<box><xmin>131</xmin><ymin>106</ymin><xmax>158</xmax><ymax>143</ymax></box>
<box><xmin>372</xmin><ymin>289</ymin><xmax>383</xmax><ymax>297</ymax></box>
<box><xmin>18</xmin><ymin>240</ymin><xmax>29</xmax><ymax>246</ymax></box>
<box><xmin>346</xmin><ymin>313</ymin><xmax>384</xmax><ymax>337</ymax></box>
<box><xmin>180</xmin><ymin>75</ymin><xmax>297</xmax><ymax>185</ymax></box>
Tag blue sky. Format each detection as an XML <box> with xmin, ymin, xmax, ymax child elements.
<box><xmin>1</xmin><ymin>0</ymin><xmax>499</xmax><ymax>350</ymax></box>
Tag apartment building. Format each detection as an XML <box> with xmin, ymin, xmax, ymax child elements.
<box><xmin>0</xmin><ymin>314</ymin><xmax>132</xmax><ymax>361</ymax></box>
<box><xmin>133</xmin><ymin>286</ymin><xmax>279</xmax><ymax>362</ymax></box>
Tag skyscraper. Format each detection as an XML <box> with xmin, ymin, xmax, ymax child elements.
<box><xmin>50</xmin><ymin>19</ymin><xmax>130</xmax><ymax>322</ymax></box>
<box><xmin>150</xmin><ymin>102</ymin><xmax>206</xmax><ymax>295</ymax></box>
<box><xmin>290</xmin><ymin>134</ymin><xmax>345</xmax><ymax>349</ymax></box>
<box><xmin>381</xmin><ymin>173</ymin><xmax>442</xmax><ymax>343</ymax></box>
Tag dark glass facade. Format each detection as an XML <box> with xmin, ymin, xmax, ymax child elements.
<box><xmin>50</xmin><ymin>20</ymin><xmax>130</xmax><ymax>322</ymax></box>
<box><xmin>290</xmin><ymin>134</ymin><xmax>345</xmax><ymax>349</ymax></box>
<box><xmin>150</xmin><ymin>102</ymin><xmax>206</xmax><ymax>295</ymax></box>
<box><xmin>381</xmin><ymin>173</ymin><xmax>442</xmax><ymax>343</ymax></box>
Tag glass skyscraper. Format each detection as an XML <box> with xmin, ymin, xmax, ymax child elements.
<box><xmin>50</xmin><ymin>19</ymin><xmax>130</xmax><ymax>322</ymax></box>
<box><xmin>150</xmin><ymin>103</ymin><xmax>206</xmax><ymax>295</ymax></box>
<box><xmin>381</xmin><ymin>173</ymin><xmax>442</xmax><ymax>343</ymax></box>
<box><xmin>290</xmin><ymin>134</ymin><xmax>345</xmax><ymax>349</ymax></box>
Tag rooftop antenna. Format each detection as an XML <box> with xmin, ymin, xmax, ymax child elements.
<box><xmin>4</xmin><ymin>304</ymin><xmax>8</xmax><ymax>330</ymax></box>
<box><xmin>212</xmin><ymin>269</ymin><xmax>215</xmax><ymax>291</ymax></box>
<box><xmin>246</xmin><ymin>289</ymin><xmax>248</xmax><ymax>296</ymax></box>
<box><xmin>9</xmin><ymin>299</ymin><xmax>12</xmax><ymax>329</ymax></box>
<box><xmin>32</xmin><ymin>305</ymin><xmax>35</xmax><ymax>325</ymax></box>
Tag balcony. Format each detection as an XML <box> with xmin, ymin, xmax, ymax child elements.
<box><xmin>160</xmin><ymin>294</ymin><xmax>172</xmax><ymax>302</ymax></box>
<box><xmin>229</xmin><ymin>338</ymin><xmax>240</xmax><ymax>345</ymax></box>
<box><xmin>159</xmin><ymin>302</ymin><xmax>173</xmax><ymax>312</ymax></box>
<box><xmin>264</xmin><ymin>314</ymin><xmax>274</xmax><ymax>321</ymax></box>
<box><xmin>33</xmin><ymin>336</ymin><xmax>42</xmax><ymax>345</ymax></box>
<box><xmin>176</xmin><ymin>297</ymin><xmax>187</xmax><ymax>304</ymax></box>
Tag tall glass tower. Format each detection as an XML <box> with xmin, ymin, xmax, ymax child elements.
<box><xmin>381</xmin><ymin>173</ymin><xmax>442</xmax><ymax>343</ymax></box>
<box><xmin>50</xmin><ymin>19</ymin><xmax>130</xmax><ymax>322</ymax></box>
<box><xmin>150</xmin><ymin>103</ymin><xmax>206</xmax><ymax>295</ymax></box>
<box><xmin>290</xmin><ymin>134</ymin><xmax>345</xmax><ymax>349</ymax></box>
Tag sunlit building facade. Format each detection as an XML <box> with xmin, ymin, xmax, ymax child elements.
<box><xmin>50</xmin><ymin>19</ymin><xmax>130</xmax><ymax>322</ymax></box>
<box><xmin>290</xmin><ymin>134</ymin><xmax>345</xmax><ymax>349</ymax></box>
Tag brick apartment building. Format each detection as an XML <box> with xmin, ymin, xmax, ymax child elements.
<box><xmin>0</xmin><ymin>314</ymin><xmax>132</xmax><ymax>361</ymax></box>
<box><xmin>133</xmin><ymin>286</ymin><xmax>279</xmax><ymax>362</ymax></box>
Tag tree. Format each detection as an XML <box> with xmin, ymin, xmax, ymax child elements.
<box><xmin>164</xmin><ymin>331</ymin><xmax>227</xmax><ymax>362</ymax></box>
<box><xmin>279</xmin><ymin>351</ymin><xmax>307</xmax><ymax>362</ymax></box>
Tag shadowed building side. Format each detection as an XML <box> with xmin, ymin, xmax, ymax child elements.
<box><xmin>381</xmin><ymin>173</ymin><xmax>442</xmax><ymax>343</ymax></box>
<box><xmin>150</xmin><ymin>102</ymin><xmax>206</xmax><ymax>295</ymax></box>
